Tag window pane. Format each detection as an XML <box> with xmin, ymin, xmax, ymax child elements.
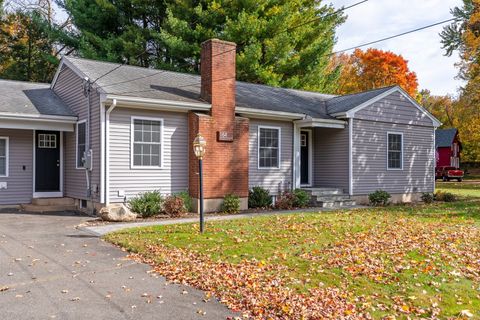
<box><xmin>134</xmin><ymin>155</ymin><xmax>142</xmax><ymax>166</ymax></box>
<box><xmin>0</xmin><ymin>140</ymin><xmax>5</xmax><ymax>157</ymax></box>
<box><xmin>0</xmin><ymin>157</ymin><xmax>5</xmax><ymax>175</ymax></box>
<box><xmin>151</xmin><ymin>155</ymin><xmax>160</xmax><ymax>166</ymax></box>
<box><xmin>143</xmin><ymin>131</ymin><xmax>152</xmax><ymax>142</ymax></box>
<box><xmin>134</xmin><ymin>143</ymin><xmax>141</xmax><ymax>155</ymax></box>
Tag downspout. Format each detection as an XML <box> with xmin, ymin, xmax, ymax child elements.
<box><xmin>83</xmin><ymin>78</ymin><xmax>93</xmax><ymax>214</ymax></box>
<box><xmin>104</xmin><ymin>98</ymin><xmax>117</xmax><ymax>206</ymax></box>
<box><xmin>348</xmin><ymin>118</ymin><xmax>353</xmax><ymax>196</ymax></box>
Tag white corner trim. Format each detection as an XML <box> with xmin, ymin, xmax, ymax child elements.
<box><xmin>0</xmin><ymin>136</ymin><xmax>9</xmax><ymax>178</ymax></box>
<box><xmin>292</xmin><ymin>122</ymin><xmax>300</xmax><ymax>189</ymax></box>
<box><xmin>386</xmin><ymin>131</ymin><xmax>404</xmax><ymax>171</ymax></box>
<box><xmin>130</xmin><ymin>116</ymin><xmax>165</xmax><ymax>170</ymax></box>
<box><xmin>348</xmin><ymin>119</ymin><xmax>353</xmax><ymax>196</ymax></box>
<box><xmin>105</xmin><ymin>99</ymin><xmax>117</xmax><ymax>206</ymax></box>
<box><xmin>75</xmin><ymin>120</ymin><xmax>87</xmax><ymax>170</ymax></box>
<box><xmin>100</xmin><ymin>103</ymin><xmax>105</xmax><ymax>204</ymax></box>
<box><xmin>257</xmin><ymin>125</ymin><xmax>282</xmax><ymax>170</ymax></box>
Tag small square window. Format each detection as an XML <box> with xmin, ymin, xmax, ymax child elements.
<box><xmin>38</xmin><ymin>134</ymin><xmax>57</xmax><ymax>149</ymax></box>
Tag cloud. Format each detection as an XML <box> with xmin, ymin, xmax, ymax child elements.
<box><xmin>329</xmin><ymin>0</ymin><xmax>465</xmax><ymax>96</ymax></box>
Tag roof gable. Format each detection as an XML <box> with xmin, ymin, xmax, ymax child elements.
<box><xmin>435</xmin><ymin>128</ymin><xmax>458</xmax><ymax>148</ymax></box>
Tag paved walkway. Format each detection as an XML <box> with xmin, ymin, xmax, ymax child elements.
<box><xmin>0</xmin><ymin>211</ymin><xmax>236</xmax><ymax>319</ymax></box>
<box><xmin>82</xmin><ymin>206</ymin><xmax>364</xmax><ymax>236</ymax></box>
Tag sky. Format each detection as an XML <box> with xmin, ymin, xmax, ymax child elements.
<box><xmin>329</xmin><ymin>0</ymin><xmax>464</xmax><ymax>96</ymax></box>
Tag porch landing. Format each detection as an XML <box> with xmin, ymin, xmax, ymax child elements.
<box><xmin>21</xmin><ymin>197</ymin><xmax>77</xmax><ymax>213</ymax></box>
<box><xmin>301</xmin><ymin>188</ymin><xmax>356</xmax><ymax>208</ymax></box>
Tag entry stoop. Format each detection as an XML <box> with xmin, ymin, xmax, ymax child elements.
<box><xmin>302</xmin><ymin>188</ymin><xmax>356</xmax><ymax>208</ymax></box>
<box><xmin>21</xmin><ymin>198</ymin><xmax>77</xmax><ymax>213</ymax></box>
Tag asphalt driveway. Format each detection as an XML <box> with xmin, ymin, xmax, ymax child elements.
<box><xmin>0</xmin><ymin>211</ymin><xmax>235</xmax><ymax>320</ymax></box>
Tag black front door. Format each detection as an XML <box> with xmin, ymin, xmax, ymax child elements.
<box><xmin>35</xmin><ymin>131</ymin><xmax>60</xmax><ymax>192</ymax></box>
<box><xmin>300</xmin><ymin>131</ymin><xmax>309</xmax><ymax>185</ymax></box>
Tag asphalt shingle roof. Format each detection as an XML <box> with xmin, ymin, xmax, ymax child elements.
<box><xmin>0</xmin><ymin>80</ymin><xmax>75</xmax><ymax>117</ymax></box>
<box><xmin>435</xmin><ymin>128</ymin><xmax>458</xmax><ymax>148</ymax></box>
<box><xmin>64</xmin><ymin>57</ymin><xmax>400</xmax><ymax>119</ymax></box>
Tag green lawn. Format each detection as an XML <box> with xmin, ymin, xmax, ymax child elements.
<box><xmin>436</xmin><ymin>180</ymin><xmax>480</xmax><ymax>198</ymax></box>
<box><xmin>106</xmin><ymin>198</ymin><xmax>480</xmax><ymax>319</ymax></box>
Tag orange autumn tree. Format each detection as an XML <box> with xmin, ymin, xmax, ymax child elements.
<box><xmin>334</xmin><ymin>48</ymin><xmax>419</xmax><ymax>96</ymax></box>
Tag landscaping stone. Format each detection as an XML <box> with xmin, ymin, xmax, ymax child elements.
<box><xmin>99</xmin><ymin>204</ymin><xmax>137</xmax><ymax>222</ymax></box>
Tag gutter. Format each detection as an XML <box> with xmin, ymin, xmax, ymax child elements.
<box><xmin>104</xmin><ymin>98</ymin><xmax>117</xmax><ymax>206</ymax></box>
<box><xmin>235</xmin><ymin>107</ymin><xmax>305</xmax><ymax>120</ymax></box>
<box><xmin>104</xmin><ymin>95</ymin><xmax>211</xmax><ymax>112</ymax></box>
<box><xmin>0</xmin><ymin>112</ymin><xmax>77</xmax><ymax>123</ymax></box>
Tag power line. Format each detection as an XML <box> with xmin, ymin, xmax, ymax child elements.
<box><xmin>332</xmin><ymin>17</ymin><xmax>459</xmax><ymax>55</ymax></box>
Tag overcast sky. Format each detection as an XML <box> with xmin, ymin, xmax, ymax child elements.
<box><xmin>329</xmin><ymin>0</ymin><xmax>464</xmax><ymax>96</ymax></box>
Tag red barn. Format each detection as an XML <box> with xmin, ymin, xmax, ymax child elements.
<box><xmin>436</xmin><ymin>128</ymin><xmax>461</xmax><ymax>168</ymax></box>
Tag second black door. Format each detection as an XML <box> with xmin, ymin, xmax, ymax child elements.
<box><xmin>35</xmin><ymin>131</ymin><xmax>60</xmax><ymax>192</ymax></box>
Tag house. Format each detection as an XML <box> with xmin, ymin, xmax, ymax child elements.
<box><xmin>0</xmin><ymin>39</ymin><xmax>441</xmax><ymax>212</ymax></box>
<box><xmin>435</xmin><ymin>128</ymin><xmax>461</xmax><ymax>168</ymax></box>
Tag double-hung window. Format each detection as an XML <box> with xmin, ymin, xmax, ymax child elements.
<box><xmin>131</xmin><ymin>117</ymin><xmax>163</xmax><ymax>168</ymax></box>
<box><xmin>258</xmin><ymin>126</ymin><xmax>280</xmax><ymax>169</ymax></box>
<box><xmin>76</xmin><ymin>121</ymin><xmax>86</xmax><ymax>168</ymax></box>
<box><xmin>0</xmin><ymin>137</ymin><xmax>8</xmax><ymax>177</ymax></box>
<box><xmin>387</xmin><ymin>132</ymin><xmax>403</xmax><ymax>170</ymax></box>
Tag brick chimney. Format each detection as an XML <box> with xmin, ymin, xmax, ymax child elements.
<box><xmin>188</xmin><ymin>39</ymin><xmax>249</xmax><ymax>212</ymax></box>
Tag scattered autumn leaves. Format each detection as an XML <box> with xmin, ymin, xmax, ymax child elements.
<box><xmin>107</xmin><ymin>207</ymin><xmax>480</xmax><ymax>319</ymax></box>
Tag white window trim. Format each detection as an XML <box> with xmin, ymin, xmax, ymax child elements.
<box><xmin>257</xmin><ymin>125</ymin><xmax>281</xmax><ymax>170</ymax></box>
<box><xmin>130</xmin><ymin>116</ymin><xmax>164</xmax><ymax>169</ymax></box>
<box><xmin>0</xmin><ymin>136</ymin><xmax>9</xmax><ymax>177</ymax></box>
<box><xmin>76</xmin><ymin>120</ymin><xmax>87</xmax><ymax>169</ymax></box>
<box><xmin>387</xmin><ymin>131</ymin><xmax>403</xmax><ymax>171</ymax></box>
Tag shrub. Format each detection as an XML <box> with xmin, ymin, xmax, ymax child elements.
<box><xmin>175</xmin><ymin>190</ymin><xmax>193</xmax><ymax>212</ymax></box>
<box><xmin>163</xmin><ymin>195</ymin><xmax>186</xmax><ymax>217</ymax></box>
<box><xmin>435</xmin><ymin>191</ymin><xmax>457</xmax><ymax>202</ymax></box>
<box><xmin>248</xmin><ymin>186</ymin><xmax>272</xmax><ymax>208</ymax></box>
<box><xmin>222</xmin><ymin>194</ymin><xmax>241</xmax><ymax>214</ymax></box>
<box><xmin>368</xmin><ymin>190</ymin><xmax>391</xmax><ymax>206</ymax></box>
<box><xmin>421</xmin><ymin>192</ymin><xmax>435</xmax><ymax>204</ymax></box>
<box><xmin>293</xmin><ymin>189</ymin><xmax>310</xmax><ymax>208</ymax></box>
<box><xmin>128</xmin><ymin>190</ymin><xmax>163</xmax><ymax>218</ymax></box>
<box><xmin>275</xmin><ymin>191</ymin><xmax>296</xmax><ymax>210</ymax></box>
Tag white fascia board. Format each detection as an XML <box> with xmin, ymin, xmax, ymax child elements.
<box><xmin>294</xmin><ymin>118</ymin><xmax>346</xmax><ymax>129</ymax></box>
<box><xmin>0</xmin><ymin>118</ymin><xmax>75</xmax><ymax>132</ymax></box>
<box><xmin>236</xmin><ymin>107</ymin><xmax>304</xmax><ymax>120</ymax></box>
<box><xmin>395</xmin><ymin>87</ymin><xmax>442</xmax><ymax>128</ymax></box>
<box><xmin>0</xmin><ymin>112</ymin><xmax>77</xmax><ymax>123</ymax></box>
<box><xmin>104</xmin><ymin>95</ymin><xmax>211</xmax><ymax>112</ymax></box>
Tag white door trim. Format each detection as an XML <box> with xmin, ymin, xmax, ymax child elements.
<box><xmin>32</xmin><ymin>130</ymin><xmax>64</xmax><ymax>198</ymax></box>
<box><xmin>300</xmin><ymin>129</ymin><xmax>313</xmax><ymax>187</ymax></box>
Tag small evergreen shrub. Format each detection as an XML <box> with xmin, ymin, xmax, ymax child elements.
<box><xmin>248</xmin><ymin>186</ymin><xmax>272</xmax><ymax>208</ymax></box>
<box><xmin>421</xmin><ymin>193</ymin><xmax>435</xmax><ymax>204</ymax></box>
<box><xmin>293</xmin><ymin>189</ymin><xmax>310</xmax><ymax>208</ymax></box>
<box><xmin>128</xmin><ymin>190</ymin><xmax>163</xmax><ymax>218</ymax></box>
<box><xmin>275</xmin><ymin>191</ymin><xmax>296</xmax><ymax>210</ymax></box>
<box><xmin>163</xmin><ymin>195</ymin><xmax>186</xmax><ymax>217</ymax></box>
<box><xmin>222</xmin><ymin>194</ymin><xmax>241</xmax><ymax>214</ymax></box>
<box><xmin>368</xmin><ymin>190</ymin><xmax>391</xmax><ymax>206</ymax></box>
<box><xmin>435</xmin><ymin>191</ymin><xmax>457</xmax><ymax>202</ymax></box>
<box><xmin>175</xmin><ymin>190</ymin><xmax>193</xmax><ymax>212</ymax></box>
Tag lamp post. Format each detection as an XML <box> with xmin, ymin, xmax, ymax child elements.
<box><xmin>193</xmin><ymin>134</ymin><xmax>207</xmax><ymax>233</ymax></box>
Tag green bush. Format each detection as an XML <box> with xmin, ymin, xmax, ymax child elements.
<box><xmin>128</xmin><ymin>190</ymin><xmax>163</xmax><ymax>218</ymax></box>
<box><xmin>421</xmin><ymin>193</ymin><xmax>435</xmax><ymax>204</ymax></box>
<box><xmin>435</xmin><ymin>191</ymin><xmax>457</xmax><ymax>202</ymax></box>
<box><xmin>175</xmin><ymin>190</ymin><xmax>193</xmax><ymax>212</ymax></box>
<box><xmin>275</xmin><ymin>191</ymin><xmax>295</xmax><ymax>210</ymax></box>
<box><xmin>293</xmin><ymin>189</ymin><xmax>310</xmax><ymax>208</ymax></box>
<box><xmin>163</xmin><ymin>195</ymin><xmax>186</xmax><ymax>217</ymax></box>
<box><xmin>222</xmin><ymin>194</ymin><xmax>241</xmax><ymax>214</ymax></box>
<box><xmin>248</xmin><ymin>186</ymin><xmax>272</xmax><ymax>208</ymax></box>
<box><xmin>368</xmin><ymin>190</ymin><xmax>391</xmax><ymax>206</ymax></box>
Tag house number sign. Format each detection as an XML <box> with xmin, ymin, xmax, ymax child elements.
<box><xmin>217</xmin><ymin>131</ymin><xmax>234</xmax><ymax>142</ymax></box>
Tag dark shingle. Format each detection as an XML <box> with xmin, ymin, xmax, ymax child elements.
<box><xmin>435</xmin><ymin>128</ymin><xmax>458</xmax><ymax>148</ymax></box>
<box><xmin>0</xmin><ymin>80</ymin><xmax>75</xmax><ymax>116</ymax></box>
<box><xmin>64</xmin><ymin>57</ymin><xmax>399</xmax><ymax>120</ymax></box>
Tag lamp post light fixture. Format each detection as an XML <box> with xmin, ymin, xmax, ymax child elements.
<box><xmin>193</xmin><ymin>134</ymin><xmax>207</xmax><ymax>233</ymax></box>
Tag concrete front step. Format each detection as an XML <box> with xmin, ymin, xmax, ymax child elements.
<box><xmin>302</xmin><ymin>188</ymin><xmax>344</xmax><ymax>196</ymax></box>
<box><xmin>21</xmin><ymin>204</ymin><xmax>78</xmax><ymax>213</ymax></box>
<box><xmin>313</xmin><ymin>195</ymin><xmax>352</xmax><ymax>202</ymax></box>
<box><xmin>316</xmin><ymin>200</ymin><xmax>357</xmax><ymax>208</ymax></box>
<box><xmin>32</xmin><ymin>197</ymin><xmax>75</xmax><ymax>206</ymax></box>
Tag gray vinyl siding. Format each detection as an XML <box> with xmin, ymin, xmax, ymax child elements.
<box><xmin>249</xmin><ymin>119</ymin><xmax>293</xmax><ymax>195</ymax></box>
<box><xmin>108</xmin><ymin>108</ymin><xmax>188</xmax><ymax>203</ymax></box>
<box><xmin>0</xmin><ymin>129</ymin><xmax>33</xmax><ymax>205</ymax></box>
<box><xmin>312</xmin><ymin>127</ymin><xmax>349</xmax><ymax>191</ymax></box>
<box><xmin>355</xmin><ymin>91</ymin><xmax>434</xmax><ymax>127</ymax></box>
<box><xmin>352</xmin><ymin>118</ymin><xmax>435</xmax><ymax>195</ymax></box>
<box><xmin>52</xmin><ymin>65</ymin><xmax>101</xmax><ymax>201</ymax></box>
